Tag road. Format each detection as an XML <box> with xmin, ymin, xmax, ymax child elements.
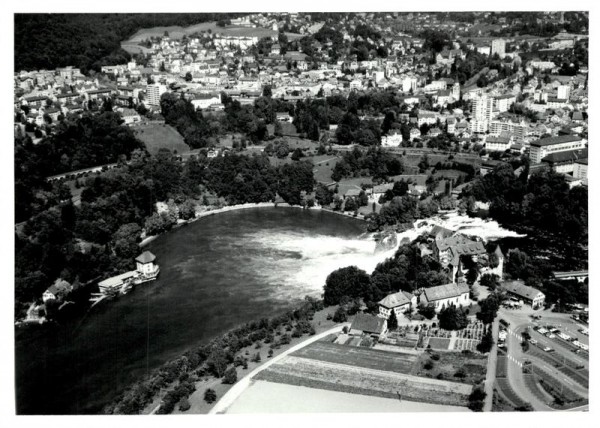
<box><xmin>504</xmin><ymin>322</ymin><xmax>553</xmax><ymax>410</ymax></box>
<box><xmin>209</xmin><ymin>323</ymin><xmax>349</xmax><ymax>414</ymax></box>
<box><xmin>499</xmin><ymin>307</ymin><xmax>589</xmax><ymax>411</ymax></box>
<box><xmin>483</xmin><ymin>317</ymin><xmax>499</xmax><ymax>411</ymax></box>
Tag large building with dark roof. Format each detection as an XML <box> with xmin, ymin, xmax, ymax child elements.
<box><xmin>502</xmin><ymin>281</ymin><xmax>545</xmax><ymax>310</ymax></box>
<box><xmin>418</xmin><ymin>282</ymin><xmax>470</xmax><ymax>312</ymax></box>
<box><xmin>529</xmin><ymin>135</ymin><xmax>585</xmax><ymax>164</ymax></box>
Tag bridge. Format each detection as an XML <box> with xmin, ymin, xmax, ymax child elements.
<box><xmin>553</xmin><ymin>270</ymin><xmax>589</xmax><ymax>282</ymax></box>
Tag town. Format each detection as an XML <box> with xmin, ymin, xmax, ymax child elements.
<box><xmin>14</xmin><ymin>11</ymin><xmax>588</xmax><ymax>416</ymax></box>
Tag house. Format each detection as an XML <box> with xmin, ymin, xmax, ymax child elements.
<box><xmin>349</xmin><ymin>313</ymin><xmax>387</xmax><ymax>338</ymax></box>
<box><xmin>427</xmin><ymin>225</ymin><xmax>454</xmax><ymax>242</ymax></box>
<box><xmin>433</xmin><ymin>235</ymin><xmax>487</xmax><ymax>282</ymax></box>
<box><xmin>344</xmin><ymin>188</ymin><xmax>362</xmax><ymax>199</ymax></box>
<box><xmin>409</xmin><ymin>128</ymin><xmax>421</xmax><ymax>141</ymax></box>
<box><xmin>378</xmin><ymin>291</ymin><xmax>417</xmax><ymax>319</ymax></box>
<box><xmin>98</xmin><ymin>251</ymin><xmax>159</xmax><ymax>294</ymax></box>
<box><xmin>276</xmin><ymin>112</ymin><xmax>292</xmax><ymax>122</ymax></box>
<box><xmin>502</xmin><ymin>280</ymin><xmax>545</xmax><ymax>310</ymax></box>
<box><xmin>120</xmin><ymin>108</ymin><xmax>141</xmax><ymax>125</ymax></box>
<box><xmin>42</xmin><ymin>279</ymin><xmax>73</xmax><ymax>303</ymax></box>
<box><xmin>136</xmin><ymin>251</ymin><xmax>159</xmax><ymax>276</ymax></box>
<box><xmin>418</xmin><ymin>282</ymin><xmax>470</xmax><ymax>312</ymax></box>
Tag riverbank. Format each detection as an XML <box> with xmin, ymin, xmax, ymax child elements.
<box><xmin>139</xmin><ymin>202</ymin><xmax>366</xmax><ymax>247</ymax></box>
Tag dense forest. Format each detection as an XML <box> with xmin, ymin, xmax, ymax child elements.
<box><xmin>462</xmin><ymin>163</ymin><xmax>588</xmax><ymax>269</ymax></box>
<box><xmin>14</xmin><ymin>13</ymin><xmax>245</xmax><ymax>72</ymax></box>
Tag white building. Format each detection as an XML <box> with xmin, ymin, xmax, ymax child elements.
<box><xmin>557</xmin><ymin>85</ymin><xmax>571</xmax><ymax>100</ymax></box>
<box><xmin>491</xmin><ymin>39</ymin><xmax>506</xmax><ymax>57</ymax></box>
<box><xmin>418</xmin><ymin>283</ymin><xmax>470</xmax><ymax>312</ymax></box>
<box><xmin>573</xmin><ymin>159</ymin><xmax>588</xmax><ymax>184</ymax></box>
<box><xmin>381</xmin><ymin>132</ymin><xmax>403</xmax><ymax>147</ymax></box>
<box><xmin>470</xmin><ymin>93</ymin><xmax>494</xmax><ymax>133</ymax></box>
<box><xmin>529</xmin><ymin>135</ymin><xmax>585</xmax><ymax>164</ymax></box>
<box><xmin>378</xmin><ymin>291</ymin><xmax>417</xmax><ymax>319</ymax></box>
<box><xmin>146</xmin><ymin>84</ymin><xmax>167</xmax><ymax>107</ymax></box>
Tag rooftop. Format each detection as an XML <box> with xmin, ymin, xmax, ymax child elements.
<box><xmin>530</xmin><ymin>135</ymin><xmax>582</xmax><ymax>148</ymax></box>
<box><xmin>422</xmin><ymin>282</ymin><xmax>469</xmax><ymax>302</ymax></box>
<box><xmin>350</xmin><ymin>313</ymin><xmax>386</xmax><ymax>334</ymax></box>
<box><xmin>136</xmin><ymin>251</ymin><xmax>156</xmax><ymax>264</ymax></box>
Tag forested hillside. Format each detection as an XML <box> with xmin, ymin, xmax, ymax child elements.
<box><xmin>14</xmin><ymin>13</ymin><xmax>243</xmax><ymax>72</ymax></box>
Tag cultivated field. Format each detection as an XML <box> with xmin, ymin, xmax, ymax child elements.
<box><xmin>133</xmin><ymin>123</ymin><xmax>190</xmax><ymax>155</ymax></box>
<box><xmin>292</xmin><ymin>341</ymin><xmax>417</xmax><ymax>374</ymax></box>
<box><xmin>255</xmin><ymin>355</ymin><xmax>472</xmax><ymax>407</ymax></box>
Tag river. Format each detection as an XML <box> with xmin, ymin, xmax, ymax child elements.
<box><xmin>15</xmin><ymin>207</ymin><xmax>528</xmax><ymax>414</ymax></box>
<box><xmin>15</xmin><ymin>207</ymin><xmax>384</xmax><ymax>415</ymax></box>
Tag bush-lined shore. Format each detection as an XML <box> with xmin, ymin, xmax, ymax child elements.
<box><xmin>103</xmin><ymin>296</ymin><xmax>335</xmax><ymax>414</ymax></box>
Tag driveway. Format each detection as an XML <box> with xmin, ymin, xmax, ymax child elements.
<box><xmin>483</xmin><ymin>317</ymin><xmax>499</xmax><ymax>411</ymax></box>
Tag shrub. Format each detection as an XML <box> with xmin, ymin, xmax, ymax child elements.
<box><xmin>454</xmin><ymin>368</ymin><xmax>467</xmax><ymax>378</ymax></box>
<box><xmin>430</xmin><ymin>353</ymin><xmax>440</xmax><ymax>361</ymax></box>
<box><xmin>251</xmin><ymin>352</ymin><xmax>261</xmax><ymax>363</ymax></box>
<box><xmin>222</xmin><ymin>367</ymin><xmax>237</xmax><ymax>384</ymax></box>
<box><xmin>204</xmin><ymin>388</ymin><xmax>217</xmax><ymax>404</ymax></box>
<box><xmin>268</xmin><ymin>349</ymin><xmax>274</xmax><ymax>358</ymax></box>
<box><xmin>178</xmin><ymin>397</ymin><xmax>190</xmax><ymax>412</ymax></box>
<box><xmin>424</xmin><ymin>360</ymin><xmax>434</xmax><ymax>370</ymax></box>
<box><xmin>332</xmin><ymin>306</ymin><xmax>348</xmax><ymax>323</ymax></box>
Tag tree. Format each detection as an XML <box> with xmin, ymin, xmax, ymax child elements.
<box><xmin>291</xmin><ymin>147</ymin><xmax>304</xmax><ymax>161</ymax></box>
<box><xmin>323</xmin><ymin>266</ymin><xmax>372</xmax><ymax>306</ymax></box>
<box><xmin>476</xmin><ymin>329</ymin><xmax>494</xmax><ymax>353</ymax></box>
<box><xmin>418</xmin><ymin>304</ymin><xmax>436</xmax><ymax>320</ymax></box>
<box><xmin>479</xmin><ymin>273</ymin><xmax>500</xmax><ymax>291</ymax></box>
<box><xmin>203</xmin><ymin>388</ymin><xmax>217</xmax><ymax>404</ymax></box>
<box><xmin>344</xmin><ymin>197</ymin><xmax>358</xmax><ymax>212</ymax></box>
<box><xmin>332</xmin><ymin>306</ymin><xmax>348</xmax><ymax>323</ymax></box>
<box><xmin>477</xmin><ymin>295</ymin><xmax>500</xmax><ymax>324</ymax></box>
<box><xmin>222</xmin><ymin>367</ymin><xmax>238</xmax><ymax>384</ymax></box>
<box><xmin>185</xmin><ymin>72</ymin><xmax>193</xmax><ymax>82</ymax></box>
<box><xmin>262</xmin><ymin>85</ymin><xmax>272</xmax><ymax>97</ymax></box>
<box><xmin>387</xmin><ymin>310</ymin><xmax>398</xmax><ymax>331</ymax></box>
<box><xmin>468</xmin><ymin>386</ymin><xmax>486</xmax><ymax>412</ymax></box>
<box><xmin>438</xmin><ymin>305</ymin><xmax>468</xmax><ymax>330</ymax></box>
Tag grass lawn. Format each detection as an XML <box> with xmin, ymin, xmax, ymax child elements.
<box><xmin>134</xmin><ymin>123</ymin><xmax>190</xmax><ymax>156</ymax></box>
<box><xmin>335</xmin><ymin>177</ymin><xmax>373</xmax><ymax>196</ymax></box>
<box><xmin>312</xmin><ymin>155</ymin><xmax>340</xmax><ymax>184</ymax></box>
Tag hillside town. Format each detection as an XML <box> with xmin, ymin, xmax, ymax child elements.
<box><xmin>14</xmin><ymin>11</ymin><xmax>588</xmax><ymax>417</ymax></box>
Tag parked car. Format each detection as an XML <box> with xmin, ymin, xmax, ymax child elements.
<box><xmin>543</xmin><ymin>347</ymin><xmax>554</xmax><ymax>352</ymax></box>
<box><xmin>528</xmin><ymin>338</ymin><xmax>538</xmax><ymax>345</ymax></box>
<box><xmin>545</xmin><ymin>333</ymin><xmax>556</xmax><ymax>339</ymax></box>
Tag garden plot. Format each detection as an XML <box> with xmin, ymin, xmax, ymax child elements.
<box><xmin>292</xmin><ymin>341</ymin><xmax>417</xmax><ymax>374</ymax></box>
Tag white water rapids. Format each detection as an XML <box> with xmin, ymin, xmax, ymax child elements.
<box><xmin>241</xmin><ymin>211</ymin><xmax>524</xmax><ymax>299</ymax></box>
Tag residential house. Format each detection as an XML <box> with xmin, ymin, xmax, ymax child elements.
<box><xmin>433</xmin><ymin>235</ymin><xmax>487</xmax><ymax>282</ymax></box>
<box><xmin>378</xmin><ymin>291</ymin><xmax>417</xmax><ymax>319</ymax></box>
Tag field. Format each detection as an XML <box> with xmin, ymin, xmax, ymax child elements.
<box><xmin>122</xmin><ymin>21</ymin><xmax>302</xmax><ymax>47</ymax></box>
<box><xmin>255</xmin><ymin>355</ymin><xmax>472</xmax><ymax>407</ymax></box>
<box><xmin>312</xmin><ymin>155</ymin><xmax>340</xmax><ymax>184</ymax></box>
<box><xmin>226</xmin><ymin>380</ymin><xmax>469</xmax><ymax>413</ymax></box>
<box><xmin>134</xmin><ymin>123</ymin><xmax>190</xmax><ymax>155</ymax></box>
<box><xmin>413</xmin><ymin>351</ymin><xmax>487</xmax><ymax>385</ymax></box>
<box><xmin>292</xmin><ymin>341</ymin><xmax>417</xmax><ymax>374</ymax></box>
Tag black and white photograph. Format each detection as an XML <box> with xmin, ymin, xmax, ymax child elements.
<box><xmin>5</xmin><ymin>1</ymin><xmax>595</xmax><ymax>424</ymax></box>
